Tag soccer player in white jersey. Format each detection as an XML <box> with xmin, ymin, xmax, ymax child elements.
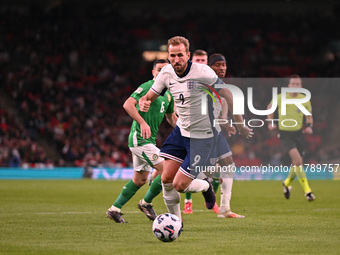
<box><xmin>187</xmin><ymin>52</ymin><xmax>245</xmax><ymax>218</ymax></box>
<box><xmin>183</xmin><ymin>49</ymin><xmax>220</xmax><ymax>214</ymax></box>
<box><xmin>208</xmin><ymin>53</ymin><xmax>245</xmax><ymax>218</ymax></box>
<box><xmin>139</xmin><ymin>36</ymin><xmax>253</xmax><ymax>222</ymax></box>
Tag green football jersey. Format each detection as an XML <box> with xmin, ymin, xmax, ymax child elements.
<box><xmin>128</xmin><ymin>80</ymin><xmax>175</xmax><ymax>147</ymax></box>
<box><xmin>276</xmin><ymin>93</ymin><xmax>312</xmax><ymax>131</ymax></box>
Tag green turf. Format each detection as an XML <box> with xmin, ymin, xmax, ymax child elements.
<box><xmin>0</xmin><ymin>180</ymin><xmax>339</xmax><ymax>255</ymax></box>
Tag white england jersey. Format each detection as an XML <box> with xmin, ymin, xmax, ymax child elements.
<box><xmin>150</xmin><ymin>61</ymin><xmax>218</xmax><ymax>138</ymax></box>
<box><xmin>213</xmin><ymin>97</ymin><xmax>226</xmax><ymax>133</ymax></box>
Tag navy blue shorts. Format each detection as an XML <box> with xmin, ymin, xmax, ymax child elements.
<box><xmin>213</xmin><ymin>132</ymin><xmax>232</xmax><ymax>162</ymax></box>
<box><xmin>160</xmin><ymin>126</ymin><xmax>216</xmax><ymax>179</ymax></box>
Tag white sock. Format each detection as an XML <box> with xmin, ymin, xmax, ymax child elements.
<box><xmin>184</xmin><ymin>199</ymin><xmax>192</xmax><ymax>204</ymax></box>
<box><xmin>220</xmin><ymin>194</ymin><xmax>231</xmax><ymax>212</ymax></box>
<box><xmin>141</xmin><ymin>199</ymin><xmax>151</xmax><ymax>205</ymax></box>
<box><xmin>184</xmin><ymin>179</ymin><xmax>209</xmax><ymax>193</ymax></box>
<box><xmin>220</xmin><ymin>163</ymin><xmax>235</xmax><ymax>212</ymax></box>
<box><xmin>162</xmin><ymin>183</ymin><xmax>181</xmax><ymax>221</ymax></box>
<box><xmin>109</xmin><ymin>205</ymin><xmax>121</xmax><ymax>213</ymax></box>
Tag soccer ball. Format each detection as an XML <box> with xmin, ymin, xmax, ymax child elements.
<box><xmin>152</xmin><ymin>213</ymin><xmax>182</xmax><ymax>242</ymax></box>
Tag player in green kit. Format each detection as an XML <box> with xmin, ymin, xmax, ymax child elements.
<box><xmin>106</xmin><ymin>59</ymin><xmax>177</xmax><ymax>223</ymax></box>
<box><xmin>267</xmin><ymin>75</ymin><xmax>315</xmax><ymax>201</ymax></box>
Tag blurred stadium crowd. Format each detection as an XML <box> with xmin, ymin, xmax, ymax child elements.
<box><xmin>0</xmin><ymin>2</ymin><xmax>339</xmax><ymax>168</ymax></box>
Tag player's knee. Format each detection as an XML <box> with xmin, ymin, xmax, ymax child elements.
<box><xmin>133</xmin><ymin>178</ymin><xmax>147</xmax><ymax>187</ymax></box>
<box><xmin>292</xmin><ymin>158</ymin><xmax>303</xmax><ymax>166</ymax></box>
<box><xmin>161</xmin><ymin>174</ymin><xmax>172</xmax><ymax>184</ymax></box>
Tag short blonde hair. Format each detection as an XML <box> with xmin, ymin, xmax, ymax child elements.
<box><xmin>193</xmin><ymin>49</ymin><xmax>207</xmax><ymax>57</ymax></box>
<box><xmin>168</xmin><ymin>36</ymin><xmax>190</xmax><ymax>53</ymax></box>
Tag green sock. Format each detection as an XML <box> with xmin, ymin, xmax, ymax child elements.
<box><xmin>185</xmin><ymin>192</ymin><xmax>192</xmax><ymax>200</ymax></box>
<box><xmin>213</xmin><ymin>178</ymin><xmax>220</xmax><ymax>193</ymax></box>
<box><xmin>144</xmin><ymin>174</ymin><xmax>162</xmax><ymax>203</ymax></box>
<box><xmin>113</xmin><ymin>180</ymin><xmax>140</xmax><ymax>209</ymax></box>
<box><xmin>295</xmin><ymin>166</ymin><xmax>312</xmax><ymax>193</ymax></box>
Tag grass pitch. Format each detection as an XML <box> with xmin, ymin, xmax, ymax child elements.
<box><xmin>0</xmin><ymin>179</ymin><xmax>339</xmax><ymax>255</ymax></box>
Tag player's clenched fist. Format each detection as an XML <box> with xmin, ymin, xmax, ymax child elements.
<box><xmin>139</xmin><ymin>96</ymin><xmax>151</xmax><ymax>112</ymax></box>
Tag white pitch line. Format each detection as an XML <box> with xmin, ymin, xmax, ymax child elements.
<box><xmin>35</xmin><ymin>212</ymin><xmax>95</xmax><ymax>215</ymax></box>
<box><xmin>312</xmin><ymin>208</ymin><xmax>340</xmax><ymax>211</ymax></box>
<box><xmin>32</xmin><ymin>209</ymin><xmax>209</xmax><ymax>215</ymax></box>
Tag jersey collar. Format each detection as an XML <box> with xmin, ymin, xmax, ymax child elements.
<box><xmin>176</xmin><ymin>60</ymin><xmax>192</xmax><ymax>78</ymax></box>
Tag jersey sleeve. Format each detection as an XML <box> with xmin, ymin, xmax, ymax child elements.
<box><xmin>201</xmin><ymin>65</ymin><xmax>218</xmax><ymax>86</ymax></box>
<box><xmin>130</xmin><ymin>81</ymin><xmax>151</xmax><ymax>101</ymax></box>
<box><xmin>150</xmin><ymin>68</ymin><xmax>169</xmax><ymax>96</ymax></box>
<box><xmin>304</xmin><ymin>100</ymin><xmax>312</xmax><ymax>114</ymax></box>
<box><xmin>212</xmin><ymin>78</ymin><xmax>224</xmax><ymax>93</ymax></box>
<box><xmin>165</xmin><ymin>92</ymin><xmax>175</xmax><ymax>114</ymax></box>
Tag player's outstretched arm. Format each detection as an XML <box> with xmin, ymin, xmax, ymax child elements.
<box><xmin>219</xmin><ymin>99</ymin><xmax>236</xmax><ymax>136</ymax></box>
<box><xmin>304</xmin><ymin>114</ymin><xmax>313</xmax><ymax>135</ymax></box>
<box><xmin>123</xmin><ymin>97</ymin><xmax>146</xmax><ymax>125</ymax></box>
<box><xmin>219</xmin><ymin>87</ymin><xmax>253</xmax><ymax>139</ymax></box>
<box><xmin>218</xmin><ymin>88</ymin><xmax>234</xmax><ymax>114</ymax></box>
<box><xmin>123</xmin><ymin>97</ymin><xmax>151</xmax><ymax>139</ymax></box>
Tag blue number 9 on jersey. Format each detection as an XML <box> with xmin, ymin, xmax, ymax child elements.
<box><xmin>152</xmin><ymin>213</ymin><xmax>182</xmax><ymax>242</ymax></box>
